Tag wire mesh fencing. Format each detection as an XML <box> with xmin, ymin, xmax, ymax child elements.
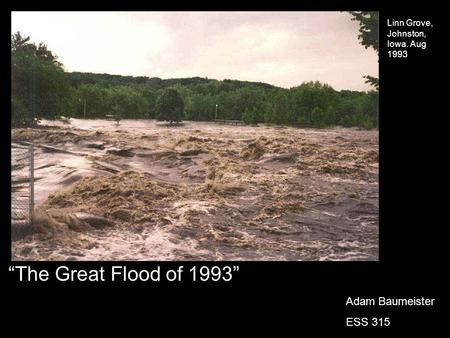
<box><xmin>11</xmin><ymin>142</ymin><xmax>34</xmax><ymax>237</ymax></box>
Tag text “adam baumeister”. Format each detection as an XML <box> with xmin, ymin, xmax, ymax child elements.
<box><xmin>346</xmin><ymin>297</ymin><xmax>436</xmax><ymax>307</ymax></box>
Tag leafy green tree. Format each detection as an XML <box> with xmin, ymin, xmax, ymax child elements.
<box><xmin>167</xmin><ymin>84</ymin><xmax>192</xmax><ymax>108</ymax></box>
<box><xmin>289</xmin><ymin>81</ymin><xmax>338</xmax><ymax>124</ymax></box>
<box><xmin>349</xmin><ymin>11</ymin><xmax>379</xmax><ymax>53</ymax></box>
<box><xmin>186</xmin><ymin>94</ymin><xmax>216</xmax><ymax>121</ymax></box>
<box><xmin>109</xmin><ymin>86</ymin><xmax>148</xmax><ymax>118</ymax></box>
<box><xmin>75</xmin><ymin>84</ymin><xmax>110</xmax><ymax>118</ymax></box>
<box><xmin>270</xmin><ymin>90</ymin><xmax>290</xmax><ymax>124</ymax></box>
<box><xmin>11</xmin><ymin>32</ymin><xmax>378</xmax><ymax>129</ymax></box>
<box><xmin>11</xmin><ymin>32</ymin><xmax>72</xmax><ymax>126</ymax></box>
<box><xmin>242</xmin><ymin>107</ymin><xmax>258</xmax><ymax>125</ymax></box>
<box><xmin>311</xmin><ymin>107</ymin><xmax>326</xmax><ymax>128</ymax></box>
<box><xmin>155</xmin><ymin>88</ymin><xmax>185</xmax><ymax>124</ymax></box>
<box><xmin>364</xmin><ymin>75</ymin><xmax>379</xmax><ymax>91</ymax></box>
<box><xmin>349</xmin><ymin>11</ymin><xmax>379</xmax><ymax>90</ymax></box>
<box><xmin>142</xmin><ymin>88</ymin><xmax>158</xmax><ymax>118</ymax></box>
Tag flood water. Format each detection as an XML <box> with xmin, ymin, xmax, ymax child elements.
<box><xmin>11</xmin><ymin>119</ymin><xmax>378</xmax><ymax>261</ymax></box>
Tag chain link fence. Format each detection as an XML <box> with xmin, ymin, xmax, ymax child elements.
<box><xmin>11</xmin><ymin>142</ymin><xmax>34</xmax><ymax>239</ymax></box>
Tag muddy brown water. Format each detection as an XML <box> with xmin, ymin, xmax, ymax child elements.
<box><xmin>11</xmin><ymin>119</ymin><xmax>378</xmax><ymax>261</ymax></box>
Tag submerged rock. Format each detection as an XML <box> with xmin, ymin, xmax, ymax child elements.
<box><xmin>86</xmin><ymin>142</ymin><xmax>105</xmax><ymax>150</ymax></box>
<box><xmin>264</xmin><ymin>152</ymin><xmax>299</xmax><ymax>163</ymax></box>
<box><xmin>180</xmin><ymin>149</ymin><xmax>206</xmax><ymax>156</ymax></box>
<box><xmin>220</xmin><ymin>184</ymin><xmax>246</xmax><ymax>196</ymax></box>
<box><xmin>109</xmin><ymin>209</ymin><xmax>132</xmax><ymax>222</ymax></box>
<box><xmin>241</xmin><ymin>141</ymin><xmax>265</xmax><ymax>160</ymax></box>
<box><xmin>106</xmin><ymin>148</ymin><xmax>134</xmax><ymax>157</ymax></box>
<box><xmin>73</xmin><ymin>212</ymin><xmax>115</xmax><ymax>228</ymax></box>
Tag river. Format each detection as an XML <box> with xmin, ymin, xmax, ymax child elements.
<box><xmin>11</xmin><ymin>119</ymin><xmax>378</xmax><ymax>261</ymax></box>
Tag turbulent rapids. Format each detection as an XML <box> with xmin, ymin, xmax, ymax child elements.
<box><xmin>11</xmin><ymin>119</ymin><xmax>378</xmax><ymax>261</ymax></box>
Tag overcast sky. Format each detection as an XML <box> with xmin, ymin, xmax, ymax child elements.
<box><xmin>11</xmin><ymin>11</ymin><xmax>378</xmax><ymax>91</ymax></box>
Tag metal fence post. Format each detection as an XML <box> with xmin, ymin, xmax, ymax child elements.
<box><xmin>29</xmin><ymin>143</ymin><xmax>34</xmax><ymax>224</ymax></box>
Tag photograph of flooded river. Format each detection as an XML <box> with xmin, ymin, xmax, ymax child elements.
<box><xmin>11</xmin><ymin>119</ymin><xmax>378</xmax><ymax>260</ymax></box>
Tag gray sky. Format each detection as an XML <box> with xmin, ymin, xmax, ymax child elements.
<box><xmin>11</xmin><ymin>11</ymin><xmax>378</xmax><ymax>91</ymax></box>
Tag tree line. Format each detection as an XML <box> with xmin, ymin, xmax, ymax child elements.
<box><xmin>11</xmin><ymin>31</ymin><xmax>378</xmax><ymax>129</ymax></box>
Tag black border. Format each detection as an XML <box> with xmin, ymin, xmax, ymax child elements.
<box><xmin>3</xmin><ymin>3</ymin><xmax>445</xmax><ymax>331</ymax></box>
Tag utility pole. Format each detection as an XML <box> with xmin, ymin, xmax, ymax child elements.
<box><xmin>215</xmin><ymin>104</ymin><xmax>218</xmax><ymax>121</ymax></box>
<box><xmin>83</xmin><ymin>99</ymin><xmax>86</xmax><ymax>119</ymax></box>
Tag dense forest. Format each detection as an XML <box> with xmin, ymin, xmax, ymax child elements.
<box><xmin>11</xmin><ymin>31</ymin><xmax>378</xmax><ymax>129</ymax></box>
